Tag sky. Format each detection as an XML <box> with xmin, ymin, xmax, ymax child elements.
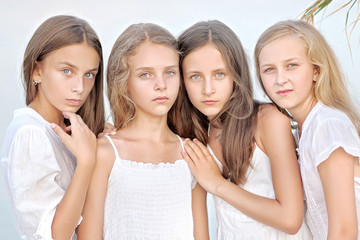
<box><xmin>0</xmin><ymin>0</ymin><xmax>359</xmax><ymax>239</ymax></box>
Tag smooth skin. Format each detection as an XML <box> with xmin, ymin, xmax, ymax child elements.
<box><xmin>30</xmin><ymin>42</ymin><xmax>99</xmax><ymax>239</ymax></box>
<box><xmin>78</xmin><ymin>42</ymin><xmax>209</xmax><ymax>239</ymax></box>
<box><xmin>181</xmin><ymin>43</ymin><xmax>304</xmax><ymax>234</ymax></box>
<box><xmin>259</xmin><ymin>35</ymin><xmax>358</xmax><ymax>239</ymax></box>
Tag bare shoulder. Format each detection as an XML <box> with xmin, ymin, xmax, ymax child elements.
<box><xmin>255</xmin><ymin>104</ymin><xmax>294</xmax><ymax>152</ymax></box>
<box><xmin>95</xmin><ymin>136</ymin><xmax>117</xmax><ymax>175</ymax></box>
<box><xmin>257</xmin><ymin>103</ymin><xmax>292</xmax><ymax>133</ymax></box>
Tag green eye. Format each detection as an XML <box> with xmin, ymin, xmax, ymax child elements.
<box><xmin>85</xmin><ymin>72</ymin><xmax>94</xmax><ymax>78</ymax></box>
<box><xmin>140</xmin><ymin>72</ymin><xmax>151</xmax><ymax>78</ymax></box>
<box><xmin>63</xmin><ymin>69</ymin><xmax>71</xmax><ymax>75</ymax></box>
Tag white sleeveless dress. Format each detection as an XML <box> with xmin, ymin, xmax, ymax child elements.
<box><xmin>103</xmin><ymin>135</ymin><xmax>196</xmax><ymax>240</ymax></box>
<box><xmin>208</xmin><ymin>144</ymin><xmax>313</xmax><ymax>239</ymax></box>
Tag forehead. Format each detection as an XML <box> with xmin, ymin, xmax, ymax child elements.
<box><xmin>259</xmin><ymin>36</ymin><xmax>307</xmax><ymax>62</ymax></box>
<box><xmin>182</xmin><ymin>43</ymin><xmax>226</xmax><ymax>70</ymax></box>
<box><xmin>41</xmin><ymin>43</ymin><xmax>99</xmax><ymax>68</ymax></box>
<box><xmin>129</xmin><ymin>41</ymin><xmax>179</xmax><ymax>68</ymax></box>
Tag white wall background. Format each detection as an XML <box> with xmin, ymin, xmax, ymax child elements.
<box><xmin>0</xmin><ymin>0</ymin><xmax>359</xmax><ymax>239</ymax></box>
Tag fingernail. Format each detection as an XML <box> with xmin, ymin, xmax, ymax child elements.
<box><xmin>50</xmin><ymin>123</ymin><xmax>56</xmax><ymax>129</ymax></box>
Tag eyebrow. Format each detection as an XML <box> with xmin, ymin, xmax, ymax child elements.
<box><xmin>134</xmin><ymin>65</ymin><xmax>178</xmax><ymax>71</ymax></box>
<box><xmin>58</xmin><ymin>62</ymin><xmax>98</xmax><ymax>72</ymax></box>
<box><xmin>260</xmin><ymin>58</ymin><xmax>302</xmax><ymax>67</ymax></box>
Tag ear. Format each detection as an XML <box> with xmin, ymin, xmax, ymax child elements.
<box><xmin>313</xmin><ymin>65</ymin><xmax>320</xmax><ymax>82</ymax></box>
<box><xmin>32</xmin><ymin>61</ymin><xmax>42</xmax><ymax>84</ymax></box>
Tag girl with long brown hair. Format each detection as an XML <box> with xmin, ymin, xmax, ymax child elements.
<box><xmin>1</xmin><ymin>15</ymin><xmax>104</xmax><ymax>239</ymax></box>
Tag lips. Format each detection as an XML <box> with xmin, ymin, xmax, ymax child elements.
<box><xmin>276</xmin><ymin>89</ymin><xmax>293</xmax><ymax>96</ymax></box>
<box><xmin>201</xmin><ymin>100</ymin><xmax>218</xmax><ymax>105</ymax></box>
<box><xmin>153</xmin><ymin>96</ymin><xmax>169</xmax><ymax>103</ymax></box>
<box><xmin>66</xmin><ymin>99</ymin><xmax>82</xmax><ymax>106</ymax></box>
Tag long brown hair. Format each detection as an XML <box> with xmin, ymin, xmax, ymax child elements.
<box><xmin>175</xmin><ymin>20</ymin><xmax>259</xmax><ymax>185</ymax></box>
<box><xmin>23</xmin><ymin>15</ymin><xmax>105</xmax><ymax>135</ymax></box>
<box><xmin>255</xmin><ymin>20</ymin><xmax>360</xmax><ymax>135</ymax></box>
<box><xmin>107</xmin><ymin>23</ymin><xmax>179</xmax><ymax>131</ymax></box>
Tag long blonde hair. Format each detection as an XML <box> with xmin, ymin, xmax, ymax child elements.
<box><xmin>175</xmin><ymin>20</ymin><xmax>258</xmax><ymax>185</ymax></box>
<box><xmin>255</xmin><ymin>20</ymin><xmax>360</xmax><ymax>135</ymax></box>
<box><xmin>23</xmin><ymin>15</ymin><xmax>105</xmax><ymax>135</ymax></box>
<box><xmin>107</xmin><ymin>23</ymin><xmax>179</xmax><ymax>130</ymax></box>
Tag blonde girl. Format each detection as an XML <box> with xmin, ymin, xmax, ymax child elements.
<box><xmin>1</xmin><ymin>15</ymin><xmax>104</xmax><ymax>239</ymax></box>
<box><xmin>255</xmin><ymin>20</ymin><xmax>360</xmax><ymax>239</ymax></box>
<box><xmin>78</xmin><ymin>23</ymin><xmax>208</xmax><ymax>240</ymax></box>
<box><xmin>175</xmin><ymin>20</ymin><xmax>311</xmax><ymax>239</ymax></box>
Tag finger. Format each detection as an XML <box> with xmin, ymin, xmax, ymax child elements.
<box><xmin>63</xmin><ymin>112</ymin><xmax>81</xmax><ymax>128</ymax></box>
<box><xmin>51</xmin><ymin>123</ymin><xmax>71</xmax><ymax>146</ymax></box>
<box><xmin>65</xmin><ymin>125</ymin><xmax>72</xmax><ymax>132</ymax></box>
<box><xmin>185</xmin><ymin>139</ymin><xmax>206</xmax><ymax>160</ymax></box>
<box><xmin>193</xmin><ymin>139</ymin><xmax>212</xmax><ymax>160</ymax></box>
<box><xmin>182</xmin><ymin>149</ymin><xmax>196</xmax><ymax>171</ymax></box>
<box><xmin>183</xmin><ymin>139</ymin><xmax>202</xmax><ymax>164</ymax></box>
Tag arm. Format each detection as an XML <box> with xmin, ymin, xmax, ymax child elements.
<box><xmin>183</xmin><ymin>105</ymin><xmax>304</xmax><ymax>234</ymax></box>
<box><xmin>192</xmin><ymin>183</ymin><xmax>209</xmax><ymax>240</ymax></box>
<box><xmin>77</xmin><ymin>137</ymin><xmax>114</xmax><ymax>239</ymax></box>
<box><xmin>50</xmin><ymin>112</ymin><xmax>96</xmax><ymax>239</ymax></box>
<box><xmin>318</xmin><ymin>148</ymin><xmax>358</xmax><ymax>240</ymax></box>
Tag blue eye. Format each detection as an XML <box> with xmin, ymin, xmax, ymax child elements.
<box><xmin>288</xmin><ymin>63</ymin><xmax>298</xmax><ymax>68</ymax></box>
<box><xmin>190</xmin><ymin>74</ymin><xmax>201</xmax><ymax>80</ymax></box>
<box><xmin>85</xmin><ymin>72</ymin><xmax>94</xmax><ymax>79</ymax></box>
<box><xmin>264</xmin><ymin>67</ymin><xmax>274</xmax><ymax>73</ymax></box>
<box><xmin>63</xmin><ymin>69</ymin><xmax>71</xmax><ymax>75</ymax></box>
<box><xmin>215</xmin><ymin>72</ymin><xmax>225</xmax><ymax>78</ymax></box>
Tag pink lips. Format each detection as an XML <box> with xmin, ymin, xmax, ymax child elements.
<box><xmin>67</xmin><ymin>99</ymin><xmax>82</xmax><ymax>106</ymax></box>
<box><xmin>153</xmin><ymin>96</ymin><xmax>169</xmax><ymax>103</ymax></box>
<box><xmin>202</xmin><ymin>100</ymin><xmax>217</xmax><ymax>106</ymax></box>
<box><xmin>276</xmin><ymin>89</ymin><xmax>292</xmax><ymax>96</ymax></box>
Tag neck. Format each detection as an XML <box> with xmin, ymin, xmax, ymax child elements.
<box><xmin>289</xmin><ymin>98</ymin><xmax>318</xmax><ymax>131</ymax></box>
<box><xmin>125</xmin><ymin>114</ymin><xmax>173</xmax><ymax>141</ymax></box>
<box><xmin>29</xmin><ymin>97</ymin><xmax>66</xmax><ymax>129</ymax></box>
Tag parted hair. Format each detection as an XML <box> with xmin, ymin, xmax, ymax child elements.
<box><xmin>255</xmin><ymin>20</ymin><xmax>360</xmax><ymax>135</ymax></box>
<box><xmin>22</xmin><ymin>15</ymin><xmax>105</xmax><ymax>135</ymax></box>
<box><xmin>174</xmin><ymin>20</ymin><xmax>259</xmax><ymax>185</ymax></box>
<box><xmin>107</xmin><ymin>23</ymin><xmax>179</xmax><ymax>131</ymax></box>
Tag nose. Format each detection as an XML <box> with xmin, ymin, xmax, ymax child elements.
<box><xmin>72</xmin><ymin>75</ymin><xmax>84</xmax><ymax>95</ymax></box>
<box><xmin>154</xmin><ymin>76</ymin><xmax>167</xmax><ymax>91</ymax></box>
<box><xmin>276</xmin><ymin>70</ymin><xmax>288</xmax><ymax>85</ymax></box>
<box><xmin>203</xmin><ymin>78</ymin><xmax>215</xmax><ymax>96</ymax></box>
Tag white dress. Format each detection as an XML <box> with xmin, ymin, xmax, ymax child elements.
<box><xmin>208</xmin><ymin>144</ymin><xmax>312</xmax><ymax>240</ymax></box>
<box><xmin>1</xmin><ymin>108</ymin><xmax>79</xmax><ymax>240</ymax></box>
<box><xmin>103</xmin><ymin>135</ymin><xmax>196</xmax><ymax>240</ymax></box>
<box><xmin>297</xmin><ymin>102</ymin><xmax>360</xmax><ymax>239</ymax></box>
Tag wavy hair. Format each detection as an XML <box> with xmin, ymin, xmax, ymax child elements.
<box><xmin>23</xmin><ymin>15</ymin><xmax>105</xmax><ymax>135</ymax></box>
<box><xmin>254</xmin><ymin>20</ymin><xmax>360</xmax><ymax>135</ymax></box>
<box><xmin>175</xmin><ymin>20</ymin><xmax>258</xmax><ymax>184</ymax></box>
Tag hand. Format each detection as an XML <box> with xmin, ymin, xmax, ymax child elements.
<box><xmin>97</xmin><ymin>122</ymin><xmax>117</xmax><ymax>138</ymax></box>
<box><xmin>182</xmin><ymin>138</ymin><xmax>225</xmax><ymax>194</ymax></box>
<box><xmin>51</xmin><ymin>112</ymin><xmax>96</xmax><ymax>168</ymax></box>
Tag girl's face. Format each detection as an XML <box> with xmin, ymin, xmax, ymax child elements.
<box><xmin>258</xmin><ymin>36</ymin><xmax>318</xmax><ymax>115</ymax></box>
<box><xmin>33</xmin><ymin>42</ymin><xmax>99</xmax><ymax>116</ymax></box>
<box><xmin>128</xmin><ymin>41</ymin><xmax>180</xmax><ymax>119</ymax></box>
<box><xmin>182</xmin><ymin>43</ymin><xmax>233</xmax><ymax>120</ymax></box>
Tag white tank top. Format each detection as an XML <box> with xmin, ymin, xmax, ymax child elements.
<box><xmin>103</xmin><ymin>135</ymin><xmax>196</xmax><ymax>239</ymax></box>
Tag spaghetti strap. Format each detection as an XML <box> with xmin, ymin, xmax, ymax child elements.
<box><xmin>104</xmin><ymin>135</ymin><xmax>120</xmax><ymax>160</ymax></box>
<box><xmin>175</xmin><ymin>135</ymin><xmax>185</xmax><ymax>151</ymax></box>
